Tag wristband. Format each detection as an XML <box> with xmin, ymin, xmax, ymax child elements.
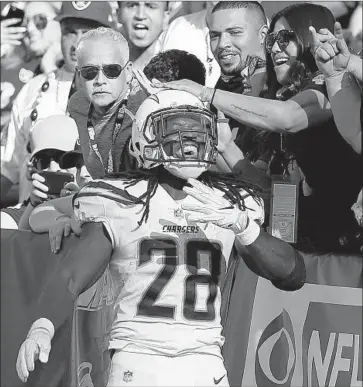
<box><xmin>28</xmin><ymin>318</ymin><xmax>55</xmax><ymax>340</ymax></box>
<box><xmin>230</xmin><ymin>211</ymin><xmax>249</xmax><ymax>234</ymax></box>
<box><xmin>235</xmin><ymin>218</ymin><xmax>260</xmax><ymax>245</ymax></box>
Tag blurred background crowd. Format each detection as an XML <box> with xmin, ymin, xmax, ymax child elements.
<box><xmin>0</xmin><ymin>1</ymin><xmax>362</xmax><ymax>254</ymax></box>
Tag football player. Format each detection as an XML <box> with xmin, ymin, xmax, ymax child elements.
<box><xmin>16</xmin><ymin>90</ymin><xmax>306</xmax><ymax>386</ymax></box>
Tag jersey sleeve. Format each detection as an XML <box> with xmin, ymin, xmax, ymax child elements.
<box><xmin>73</xmin><ymin>186</ymin><xmax>116</xmax><ymax>249</ymax></box>
<box><xmin>73</xmin><ymin>180</ymin><xmax>141</xmax><ymax>249</ymax></box>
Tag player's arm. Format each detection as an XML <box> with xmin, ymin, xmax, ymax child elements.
<box><xmin>16</xmin><ymin>221</ymin><xmax>112</xmax><ymax>382</ymax></box>
<box><xmin>31</xmin><ymin>221</ymin><xmax>112</xmax><ymax>329</ymax></box>
<box><xmin>234</xmin><ymin>226</ymin><xmax>306</xmax><ymax>291</ymax></box>
<box><xmin>182</xmin><ymin>178</ymin><xmax>305</xmax><ymax>291</ymax></box>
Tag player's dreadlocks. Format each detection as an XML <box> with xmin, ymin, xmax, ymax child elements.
<box><xmin>103</xmin><ymin>167</ymin><xmax>267</xmax><ymax>227</ymax></box>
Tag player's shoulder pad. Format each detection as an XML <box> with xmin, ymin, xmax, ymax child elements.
<box><xmin>73</xmin><ymin>179</ymin><xmax>144</xmax><ymax>208</ymax></box>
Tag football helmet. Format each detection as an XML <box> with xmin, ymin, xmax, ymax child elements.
<box><xmin>129</xmin><ymin>90</ymin><xmax>218</xmax><ymax>178</ymax></box>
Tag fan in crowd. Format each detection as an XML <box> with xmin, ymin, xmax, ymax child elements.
<box><xmin>155</xmin><ymin>2</ymin><xmax>362</xmax><ymax>252</ymax></box>
<box><xmin>0</xmin><ymin>115</ymin><xmax>78</xmax><ymax>230</ymax></box>
<box><xmin>117</xmin><ymin>1</ymin><xmax>170</xmax><ymax>70</ymax></box>
<box><xmin>0</xmin><ymin>1</ymin><xmax>113</xmax><ymax>208</ymax></box>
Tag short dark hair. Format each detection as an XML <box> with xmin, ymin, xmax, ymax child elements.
<box><xmin>117</xmin><ymin>1</ymin><xmax>169</xmax><ymax>11</ymax></box>
<box><xmin>143</xmin><ymin>49</ymin><xmax>206</xmax><ymax>85</ymax></box>
<box><xmin>212</xmin><ymin>1</ymin><xmax>267</xmax><ymax>27</ymax></box>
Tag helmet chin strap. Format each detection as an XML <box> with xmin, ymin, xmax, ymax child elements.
<box><xmin>164</xmin><ymin>163</ymin><xmax>210</xmax><ymax>180</ymax></box>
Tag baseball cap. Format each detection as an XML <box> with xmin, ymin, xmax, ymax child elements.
<box><xmin>59</xmin><ymin>141</ymin><xmax>84</xmax><ymax>169</ymax></box>
<box><xmin>30</xmin><ymin>115</ymin><xmax>79</xmax><ymax>159</ymax></box>
<box><xmin>55</xmin><ymin>1</ymin><xmax>113</xmax><ymax>28</ymax></box>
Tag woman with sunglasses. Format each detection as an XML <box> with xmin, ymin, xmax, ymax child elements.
<box><xmin>154</xmin><ymin>3</ymin><xmax>361</xmax><ymax>252</ymax></box>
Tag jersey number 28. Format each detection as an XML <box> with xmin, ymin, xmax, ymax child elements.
<box><xmin>137</xmin><ymin>237</ymin><xmax>222</xmax><ymax>321</ymax></box>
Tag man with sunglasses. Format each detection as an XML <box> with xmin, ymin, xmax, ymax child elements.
<box><xmin>1</xmin><ymin>2</ymin><xmax>113</xmax><ymax>209</ymax></box>
<box><xmin>67</xmin><ymin>27</ymin><xmax>147</xmax><ymax>180</ymax></box>
<box><xmin>0</xmin><ymin>115</ymin><xmax>78</xmax><ymax>230</ymax></box>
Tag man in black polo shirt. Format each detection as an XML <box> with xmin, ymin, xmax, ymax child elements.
<box><xmin>208</xmin><ymin>1</ymin><xmax>268</xmax><ymax>161</ymax></box>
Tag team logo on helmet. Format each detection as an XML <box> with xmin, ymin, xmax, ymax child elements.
<box><xmin>72</xmin><ymin>1</ymin><xmax>91</xmax><ymax>11</ymax></box>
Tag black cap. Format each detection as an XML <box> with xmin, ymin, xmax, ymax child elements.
<box><xmin>55</xmin><ymin>1</ymin><xmax>113</xmax><ymax>28</ymax></box>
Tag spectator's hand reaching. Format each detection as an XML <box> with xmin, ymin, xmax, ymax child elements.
<box><xmin>310</xmin><ymin>22</ymin><xmax>351</xmax><ymax>78</ymax></box>
<box><xmin>153</xmin><ymin>78</ymin><xmax>203</xmax><ymax>98</ymax></box>
<box><xmin>133</xmin><ymin>69</ymin><xmax>165</xmax><ymax>96</ymax></box>
<box><xmin>49</xmin><ymin>214</ymin><xmax>82</xmax><ymax>254</ymax></box>
<box><xmin>216</xmin><ymin>111</ymin><xmax>233</xmax><ymax>154</ymax></box>
<box><xmin>1</xmin><ymin>18</ymin><xmax>26</xmax><ymax>57</ymax></box>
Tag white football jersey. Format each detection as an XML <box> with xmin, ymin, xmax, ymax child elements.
<box><xmin>74</xmin><ymin>178</ymin><xmax>264</xmax><ymax>357</ymax></box>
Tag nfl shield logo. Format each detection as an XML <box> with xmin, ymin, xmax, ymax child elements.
<box><xmin>174</xmin><ymin>208</ymin><xmax>184</xmax><ymax>218</ymax></box>
<box><xmin>123</xmin><ymin>370</ymin><xmax>133</xmax><ymax>383</ymax></box>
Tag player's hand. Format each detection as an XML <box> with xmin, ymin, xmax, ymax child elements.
<box><xmin>49</xmin><ymin>214</ymin><xmax>82</xmax><ymax>254</ymax></box>
<box><xmin>216</xmin><ymin>111</ymin><xmax>233</xmax><ymax>154</ymax></box>
<box><xmin>182</xmin><ymin>178</ymin><xmax>249</xmax><ymax>233</ymax></box>
<box><xmin>16</xmin><ymin>323</ymin><xmax>53</xmax><ymax>383</ymax></box>
<box><xmin>30</xmin><ymin>172</ymin><xmax>49</xmax><ymax>206</ymax></box>
<box><xmin>152</xmin><ymin>78</ymin><xmax>203</xmax><ymax>99</ymax></box>
<box><xmin>310</xmin><ymin>22</ymin><xmax>351</xmax><ymax>78</ymax></box>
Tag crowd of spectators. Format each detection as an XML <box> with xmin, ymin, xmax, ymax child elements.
<box><xmin>1</xmin><ymin>0</ymin><xmax>362</xmax><ymax>255</ymax></box>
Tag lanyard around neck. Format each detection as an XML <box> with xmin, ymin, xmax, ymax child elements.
<box><xmin>86</xmin><ymin>100</ymin><xmax>127</xmax><ymax>174</ymax></box>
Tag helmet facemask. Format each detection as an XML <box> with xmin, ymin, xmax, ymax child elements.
<box><xmin>142</xmin><ymin>106</ymin><xmax>218</xmax><ymax>178</ymax></box>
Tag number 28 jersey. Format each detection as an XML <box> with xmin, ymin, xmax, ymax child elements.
<box><xmin>74</xmin><ymin>179</ymin><xmax>264</xmax><ymax>358</ymax></box>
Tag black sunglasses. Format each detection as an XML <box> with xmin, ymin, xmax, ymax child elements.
<box><xmin>265</xmin><ymin>30</ymin><xmax>297</xmax><ymax>54</ymax></box>
<box><xmin>23</xmin><ymin>14</ymin><xmax>54</xmax><ymax>31</ymax></box>
<box><xmin>32</xmin><ymin>150</ymin><xmax>65</xmax><ymax>170</ymax></box>
<box><xmin>77</xmin><ymin>64</ymin><xmax>125</xmax><ymax>81</ymax></box>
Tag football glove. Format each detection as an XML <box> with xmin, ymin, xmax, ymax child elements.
<box><xmin>182</xmin><ymin>178</ymin><xmax>249</xmax><ymax>234</ymax></box>
<box><xmin>16</xmin><ymin>318</ymin><xmax>54</xmax><ymax>383</ymax></box>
